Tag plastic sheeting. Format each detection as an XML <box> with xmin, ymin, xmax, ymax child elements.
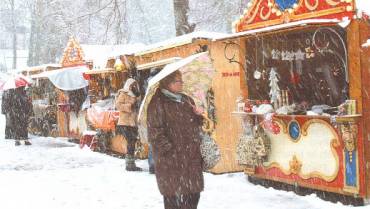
<box><xmin>86</xmin><ymin>106</ymin><xmax>119</xmax><ymax>131</ymax></box>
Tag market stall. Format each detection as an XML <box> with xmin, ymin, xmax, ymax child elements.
<box><xmin>54</xmin><ymin>37</ymin><xmax>90</xmax><ymax>138</ymax></box>
<box><xmin>83</xmin><ymin>67</ymin><xmax>127</xmax><ymax>154</ymax></box>
<box><xmin>19</xmin><ymin>64</ymin><xmax>61</xmax><ymax>136</ymax></box>
<box><xmin>226</xmin><ymin>0</ymin><xmax>370</xmax><ymax>204</ymax></box>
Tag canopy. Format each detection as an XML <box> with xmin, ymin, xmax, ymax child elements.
<box><xmin>31</xmin><ymin>66</ymin><xmax>89</xmax><ymax>91</ymax></box>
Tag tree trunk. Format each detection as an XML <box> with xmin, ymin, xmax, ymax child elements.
<box><xmin>173</xmin><ymin>0</ymin><xmax>195</xmax><ymax>36</ymax></box>
<box><xmin>11</xmin><ymin>0</ymin><xmax>17</xmax><ymax>70</ymax></box>
<box><xmin>28</xmin><ymin>0</ymin><xmax>43</xmax><ymax>66</ymax></box>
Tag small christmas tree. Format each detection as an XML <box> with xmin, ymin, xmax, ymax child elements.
<box><xmin>269</xmin><ymin>67</ymin><xmax>280</xmax><ymax>109</ymax></box>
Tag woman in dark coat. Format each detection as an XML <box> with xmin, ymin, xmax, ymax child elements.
<box><xmin>13</xmin><ymin>87</ymin><xmax>32</xmax><ymax>145</ymax></box>
<box><xmin>147</xmin><ymin>70</ymin><xmax>204</xmax><ymax>209</ymax></box>
<box><xmin>1</xmin><ymin>89</ymin><xmax>15</xmax><ymax>139</ymax></box>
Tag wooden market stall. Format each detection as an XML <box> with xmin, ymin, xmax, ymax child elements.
<box><xmin>225</xmin><ymin>0</ymin><xmax>370</xmax><ymax>204</ymax></box>
<box><xmin>20</xmin><ymin>64</ymin><xmax>61</xmax><ymax>137</ymax></box>
<box><xmin>55</xmin><ymin>37</ymin><xmax>89</xmax><ymax>139</ymax></box>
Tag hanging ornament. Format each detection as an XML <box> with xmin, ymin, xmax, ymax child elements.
<box><xmin>305</xmin><ymin>47</ymin><xmax>315</xmax><ymax>58</ymax></box>
<box><xmin>295</xmin><ymin>49</ymin><xmax>305</xmax><ymax>61</ymax></box>
<box><xmin>281</xmin><ymin>51</ymin><xmax>288</xmax><ymax>60</ymax></box>
<box><xmin>286</xmin><ymin>51</ymin><xmax>295</xmax><ymax>61</ymax></box>
<box><xmin>271</xmin><ymin>49</ymin><xmax>281</xmax><ymax>60</ymax></box>
<box><xmin>254</xmin><ymin>70</ymin><xmax>262</xmax><ymax>80</ymax></box>
<box><xmin>269</xmin><ymin>67</ymin><xmax>280</xmax><ymax>109</ymax></box>
<box><xmin>114</xmin><ymin>57</ymin><xmax>124</xmax><ymax>72</ymax></box>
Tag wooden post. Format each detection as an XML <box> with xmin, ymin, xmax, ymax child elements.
<box><xmin>346</xmin><ymin>19</ymin><xmax>370</xmax><ymax>198</ymax></box>
<box><xmin>358</xmin><ymin>20</ymin><xmax>370</xmax><ymax>198</ymax></box>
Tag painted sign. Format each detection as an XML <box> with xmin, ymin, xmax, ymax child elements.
<box><xmin>235</xmin><ymin>0</ymin><xmax>355</xmax><ymax>32</ymax></box>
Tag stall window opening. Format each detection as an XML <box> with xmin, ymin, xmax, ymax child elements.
<box><xmin>244</xmin><ymin>26</ymin><xmax>349</xmax><ymax>112</ymax></box>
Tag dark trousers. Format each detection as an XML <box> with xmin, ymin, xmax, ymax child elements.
<box><xmin>4</xmin><ymin>114</ymin><xmax>15</xmax><ymax>139</ymax></box>
<box><xmin>116</xmin><ymin>125</ymin><xmax>138</xmax><ymax>155</ymax></box>
<box><xmin>163</xmin><ymin>193</ymin><xmax>200</xmax><ymax>209</ymax></box>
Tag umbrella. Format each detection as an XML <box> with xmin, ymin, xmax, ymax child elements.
<box><xmin>31</xmin><ymin>66</ymin><xmax>89</xmax><ymax>91</ymax></box>
<box><xmin>0</xmin><ymin>74</ymin><xmax>32</xmax><ymax>91</ymax></box>
<box><xmin>138</xmin><ymin>52</ymin><xmax>216</xmax><ymax>142</ymax></box>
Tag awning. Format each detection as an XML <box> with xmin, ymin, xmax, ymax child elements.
<box><xmin>31</xmin><ymin>66</ymin><xmax>89</xmax><ymax>91</ymax></box>
<box><xmin>137</xmin><ymin>57</ymin><xmax>182</xmax><ymax>71</ymax></box>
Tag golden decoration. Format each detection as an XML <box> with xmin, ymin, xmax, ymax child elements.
<box><xmin>339</xmin><ymin>123</ymin><xmax>357</xmax><ymax>163</ymax></box>
<box><xmin>305</xmin><ymin>0</ymin><xmax>319</xmax><ymax>11</ymax></box>
<box><xmin>260</xmin><ymin>4</ymin><xmax>272</xmax><ymax>20</ymax></box>
<box><xmin>289</xmin><ymin>155</ymin><xmax>302</xmax><ymax>174</ymax></box>
<box><xmin>245</xmin><ymin>0</ymin><xmax>263</xmax><ymax>24</ymax></box>
<box><xmin>60</xmin><ymin>36</ymin><xmax>85</xmax><ymax>67</ymax></box>
<box><xmin>273</xmin><ymin>118</ymin><xmax>287</xmax><ymax>133</ymax></box>
<box><xmin>325</xmin><ymin>0</ymin><xmax>341</xmax><ymax>6</ymax></box>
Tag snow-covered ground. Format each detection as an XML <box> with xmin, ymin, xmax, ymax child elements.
<box><xmin>0</xmin><ymin>110</ymin><xmax>368</xmax><ymax>209</ymax></box>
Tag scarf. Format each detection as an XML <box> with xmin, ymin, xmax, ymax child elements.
<box><xmin>161</xmin><ymin>89</ymin><xmax>183</xmax><ymax>103</ymax></box>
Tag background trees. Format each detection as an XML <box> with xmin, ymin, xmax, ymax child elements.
<box><xmin>0</xmin><ymin>0</ymin><xmax>250</xmax><ymax>70</ymax></box>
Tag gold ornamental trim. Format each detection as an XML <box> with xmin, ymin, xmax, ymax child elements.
<box><xmin>326</xmin><ymin>0</ymin><xmax>341</xmax><ymax>6</ymax></box>
<box><xmin>273</xmin><ymin>118</ymin><xmax>287</xmax><ymax>133</ymax></box>
<box><xmin>305</xmin><ymin>0</ymin><xmax>319</xmax><ymax>11</ymax></box>
<box><xmin>289</xmin><ymin>155</ymin><xmax>302</xmax><ymax>174</ymax></box>
<box><xmin>291</xmin><ymin>6</ymin><xmax>347</xmax><ymax>21</ymax></box>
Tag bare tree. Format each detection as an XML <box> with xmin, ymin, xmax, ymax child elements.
<box><xmin>173</xmin><ymin>0</ymin><xmax>195</xmax><ymax>36</ymax></box>
<box><xmin>188</xmin><ymin>0</ymin><xmax>249</xmax><ymax>33</ymax></box>
<box><xmin>10</xmin><ymin>0</ymin><xmax>17</xmax><ymax>69</ymax></box>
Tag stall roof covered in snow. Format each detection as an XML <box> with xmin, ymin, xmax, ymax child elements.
<box><xmin>214</xmin><ymin>19</ymin><xmax>342</xmax><ymax>41</ymax></box>
<box><xmin>81</xmin><ymin>43</ymin><xmax>146</xmax><ymax>69</ymax></box>
<box><xmin>15</xmin><ymin>64</ymin><xmax>62</xmax><ymax>75</ymax></box>
<box><xmin>134</xmin><ymin>31</ymin><xmax>228</xmax><ymax>56</ymax></box>
<box><xmin>137</xmin><ymin>57</ymin><xmax>182</xmax><ymax>71</ymax></box>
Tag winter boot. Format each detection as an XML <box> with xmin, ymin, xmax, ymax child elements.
<box><xmin>24</xmin><ymin>140</ymin><xmax>32</xmax><ymax>146</ymax></box>
<box><xmin>125</xmin><ymin>155</ymin><xmax>142</xmax><ymax>171</ymax></box>
<box><xmin>15</xmin><ymin>141</ymin><xmax>21</xmax><ymax>146</ymax></box>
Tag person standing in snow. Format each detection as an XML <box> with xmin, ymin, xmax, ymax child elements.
<box><xmin>13</xmin><ymin>87</ymin><xmax>33</xmax><ymax>145</ymax></box>
<box><xmin>147</xmin><ymin>70</ymin><xmax>204</xmax><ymax>209</ymax></box>
<box><xmin>115</xmin><ymin>78</ymin><xmax>142</xmax><ymax>171</ymax></box>
<box><xmin>1</xmin><ymin>89</ymin><xmax>15</xmax><ymax>139</ymax></box>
